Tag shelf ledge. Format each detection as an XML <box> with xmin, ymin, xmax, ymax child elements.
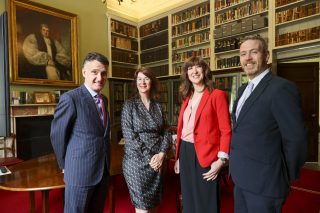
<box><xmin>215</xmin><ymin>10</ymin><xmax>268</xmax><ymax>27</ymax></box>
<box><xmin>215</xmin><ymin>0</ymin><xmax>251</xmax><ymax>14</ymax></box>
<box><xmin>172</xmin><ymin>12</ymin><xmax>210</xmax><ymax>27</ymax></box>
<box><xmin>172</xmin><ymin>40</ymin><xmax>210</xmax><ymax>51</ymax></box>
<box><xmin>172</xmin><ymin>27</ymin><xmax>210</xmax><ymax>40</ymax></box>
<box><xmin>140</xmin><ymin>29</ymin><xmax>168</xmax><ymax>40</ymax></box>
<box><xmin>275</xmin><ymin>13</ymin><xmax>320</xmax><ymax>28</ymax></box>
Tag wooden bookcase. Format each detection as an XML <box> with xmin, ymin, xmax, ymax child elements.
<box><xmin>274</xmin><ymin>0</ymin><xmax>320</xmax><ymax>49</ymax></box>
<box><xmin>212</xmin><ymin>0</ymin><xmax>269</xmax><ymax>70</ymax></box>
<box><xmin>140</xmin><ymin>16</ymin><xmax>169</xmax><ymax>77</ymax></box>
<box><xmin>106</xmin><ymin>0</ymin><xmax>320</xmax><ymax>126</ymax></box>
<box><xmin>109</xmin><ymin>18</ymin><xmax>139</xmax><ymax>79</ymax></box>
<box><xmin>171</xmin><ymin>1</ymin><xmax>211</xmax><ymax>75</ymax></box>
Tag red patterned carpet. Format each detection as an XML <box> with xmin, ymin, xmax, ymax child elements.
<box><xmin>0</xmin><ymin>166</ymin><xmax>319</xmax><ymax>213</ymax></box>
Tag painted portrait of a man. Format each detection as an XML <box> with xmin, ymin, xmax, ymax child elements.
<box><xmin>16</xmin><ymin>6</ymin><xmax>72</xmax><ymax>81</ymax></box>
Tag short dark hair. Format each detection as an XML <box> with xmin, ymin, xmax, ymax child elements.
<box><xmin>240</xmin><ymin>35</ymin><xmax>269</xmax><ymax>55</ymax></box>
<box><xmin>132</xmin><ymin>67</ymin><xmax>160</xmax><ymax>100</ymax></box>
<box><xmin>82</xmin><ymin>52</ymin><xmax>109</xmax><ymax>68</ymax></box>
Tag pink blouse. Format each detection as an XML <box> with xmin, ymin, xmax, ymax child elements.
<box><xmin>181</xmin><ymin>95</ymin><xmax>201</xmax><ymax>143</ymax></box>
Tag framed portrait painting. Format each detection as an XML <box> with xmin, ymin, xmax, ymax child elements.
<box><xmin>9</xmin><ymin>0</ymin><xmax>79</xmax><ymax>87</ymax></box>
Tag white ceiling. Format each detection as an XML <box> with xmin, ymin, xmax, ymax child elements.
<box><xmin>107</xmin><ymin>0</ymin><xmax>193</xmax><ymax>21</ymax></box>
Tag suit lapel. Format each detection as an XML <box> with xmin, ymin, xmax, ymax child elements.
<box><xmin>194</xmin><ymin>89</ymin><xmax>210</xmax><ymax>127</ymax></box>
<box><xmin>232</xmin><ymin>84</ymin><xmax>247</xmax><ymax>124</ymax></box>
<box><xmin>235</xmin><ymin>72</ymin><xmax>272</xmax><ymax>125</ymax></box>
<box><xmin>101</xmin><ymin>95</ymin><xmax>110</xmax><ymax>135</ymax></box>
<box><xmin>80</xmin><ymin>85</ymin><xmax>105</xmax><ymax>131</ymax></box>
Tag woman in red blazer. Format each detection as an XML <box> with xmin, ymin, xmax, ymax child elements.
<box><xmin>174</xmin><ymin>56</ymin><xmax>231</xmax><ymax>213</ymax></box>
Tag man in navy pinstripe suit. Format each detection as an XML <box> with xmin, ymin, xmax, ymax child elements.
<box><xmin>50</xmin><ymin>52</ymin><xmax>110</xmax><ymax>213</ymax></box>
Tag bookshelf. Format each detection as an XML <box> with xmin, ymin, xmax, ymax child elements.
<box><xmin>170</xmin><ymin>79</ymin><xmax>181</xmax><ymax>125</ymax></box>
<box><xmin>140</xmin><ymin>17</ymin><xmax>169</xmax><ymax>77</ymax></box>
<box><xmin>109</xmin><ymin>18</ymin><xmax>139</xmax><ymax>79</ymax></box>
<box><xmin>109</xmin><ymin>79</ymin><xmax>133</xmax><ymax>144</ymax></box>
<box><xmin>171</xmin><ymin>1</ymin><xmax>211</xmax><ymax>75</ymax></box>
<box><xmin>106</xmin><ymin>0</ymin><xmax>319</xmax><ymax>125</ymax></box>
<box><xmin>212</xmin><ymin>0</ymin><xmax>269</xmax><ymax>70</ymax></box>
<box><xmin>158</xmin><ymin>81</ymin><xmax>170</xmax><ymax>123</ymax></box>
<box><xmin>274</xmin><ymin>0</ymin><xmax>320</xmax><ymax>49</ymax></box>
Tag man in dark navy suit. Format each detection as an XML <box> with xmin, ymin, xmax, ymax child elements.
<box><xmin>230</xmin><ymin>35</ymin><xmax>308</xmax><ymax>213</ymax></box>
<box><xmin>51</xmin><ymin>52</ymin><xmax>110</xmax><ymax>213</ymax></box>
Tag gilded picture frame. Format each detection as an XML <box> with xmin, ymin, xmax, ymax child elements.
<box><xmin>33</xmin><ymin>92</ymin><xmax>52</xmax><ymax>104</ymax></box>
<box><xmin>9</xmin><ymin>0</ymin><xmax>79</xmax><ymax>87</ymax></box>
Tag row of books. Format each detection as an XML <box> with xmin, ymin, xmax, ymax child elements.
<box><xmin>215</xmin><ymin>0</ymin><xmax>268</xmax><ymax>25</ymax></box>
<box><xmin>158</xmin><ymin>94</ymin><xmax>169</xmax><ymax>104</ymax></box>
<box><xmin>173</xmin><ymin>59</ymin><xmax>210</xmax><ymax>74</ymax></box>
<box><xmin>275</xmin><ymin>2</ymin><xmax>320</xmax><ymax>24</ymax></box>
<box><xmin>149</xmin><ymin>64</ymin><xmax>169</xmax><ymax>77</ymax></box>
<box><xmin>111</xmin><ymin>35</ymin><xmax>138</xmax><ymax>51</ymax></box>
<box><xmin>112</xmin><ymin>66</ymin><xmax>136</xmax><ymax>79</ymax></box>
<box><xmin>214</xmin><ymin>77</ymin><xmax>235</xmax><ymax>89</ymax></box>
<box><xmin>111</xmin><ymin>19</ymin><xmax>138</xmax><ymax>38</ymax></box>
<box><xmin>113</xmin><ymin>84</ymin><xmax>125</xmax><ymax>101</ymax></box>
<box><xmin>215</xmin><ymin>38</ymin><xmax>240</xmax><ymax>53</ymax></box>
<box><xmin>215</xmin><ymin>0</ymin><xmax>250</xmax><ymax>11</ymax></box>
<box><xmin>276</xmin><ymin>26</ymin><xmax>320</xmax><ymax>46</ymax></box>
<box><xmin>159</xmin><ymin>82</ymin><xmax>169</xmax><ymax>92</ymax></box>
<box><xmin>215</xmin><ymin>15</ymin><xmax>267</xmax><ymax>38</ymax></box>
<box><xmin>172</xmin><ymin>16</ymin><xmax>210</xmax><ymax>37</ymax></box>
<box><xmin>172</xmin><ymin>31</ymin><xmax>210</xmax><ymax>49</ymax></box>
<box><xmin>172</xmin><ymin>2</ymin><xmax>210</xmax><ymax>25</ymax></box>
<box><xmin>140</xmin><ymin>33</ymin><xmax>168</xmax><ymax>51</ymax></box>
<box><xmin>140</xmin><ymin>47</ymin><xmax>168</xmax><ymax>64</ymax></box>
<box><xmin>172</xmin><ymin>48</ymin><xmax>211</xmax><ymax>63</ymax></box>
<box><xmin>276</xmin><ymin>0</ymin><xmax>300</xmax><ymax>8</ymax></box>
<box><xmin>140</xmin><ymin>17</ymin><xmax>168</xmax><ymax>38</ymax></box>
<box><xmin>216</xmin><ymin>56</ymin><xmax>240</xmax><ymax>69</ymax></box>
<box><xmin>112</xmin><ymin>50</ymin><xmax>138</xmax><ymax>64</ymax></box>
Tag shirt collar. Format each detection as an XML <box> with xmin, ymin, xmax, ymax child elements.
<box><xmin>84</xmin><ymin>83</ymin><xmax>99</xmax><ymax>98</ymax></box>
<box><xmin>249</xmin><ymin>68</ymin><xmax>270</xmax><ymax>90</ymax></box>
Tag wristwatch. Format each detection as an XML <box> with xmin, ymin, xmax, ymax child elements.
<box><xmin>219</xmin><ymin>157</ymin><xmax>227</xmax><ymax>164</ymax></box>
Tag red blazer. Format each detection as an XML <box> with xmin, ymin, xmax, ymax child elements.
<box><xmin>175</xmin><ymin>88</ymin><xmax>232</xmax><ymax>168</ymax></box>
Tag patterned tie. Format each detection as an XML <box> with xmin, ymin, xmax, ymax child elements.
<box><xmin>236</xmin><ymin>82</ymin><xmax>254</xmax><ymax>120</ymax></box>
<box><xmin>95</xmin><ymin>94</ymin><xmax>107</xmax><ymax>128</ymax></box>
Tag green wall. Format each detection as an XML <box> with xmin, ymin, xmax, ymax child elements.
<box><xmin>1</xmin><ymin>0</ymin><xmax>110</xmax><ymax>98</ymax></box>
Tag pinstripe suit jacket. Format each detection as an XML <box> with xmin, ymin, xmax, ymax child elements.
<box><xmin>50</xmin><ymin>85</ymin><xmax>110</xmax><ymax>186</ymax></box>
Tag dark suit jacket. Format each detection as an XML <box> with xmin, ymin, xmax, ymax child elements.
<box><xmin>230</xmin><ymin>71</ymin><xmax>307</xmax><ymax>198</ymax></box>
<box><xmin>50</xmin><ymin>85</ymin><xmax>110</xmax><ymax>186</ymax></box>
<box><xmin>175</xmin><ymin>89</ymin><xmax>232</xmax><ymax>168</ymax></box>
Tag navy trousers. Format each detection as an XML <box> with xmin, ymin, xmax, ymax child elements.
<box><xmin>179</xmin><ymin>140</ymin><xmax>220</xmax><ymax>213</ymax></box>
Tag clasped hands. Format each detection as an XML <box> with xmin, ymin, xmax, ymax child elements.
<box><xmin>149</xmin><ymin>152</ymin><xmax>165</xmax><ymax>172</ymax></box>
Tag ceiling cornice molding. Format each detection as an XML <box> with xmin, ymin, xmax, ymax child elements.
<box><xmin>106</xmin><ymin>0</ymin><xmax>195</xmax><ymax>21</ymax></box>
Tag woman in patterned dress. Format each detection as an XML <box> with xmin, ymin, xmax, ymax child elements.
<box><xmin>121</xmin><ymin>67</ymin><xmax>171</xmax><ymax>213</ymax></box>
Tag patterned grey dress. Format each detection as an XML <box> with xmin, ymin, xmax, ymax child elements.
<box><xmin>121</xmin><ymin>97</ymin><xmax>171</xmax><ymax>210</ymax></box>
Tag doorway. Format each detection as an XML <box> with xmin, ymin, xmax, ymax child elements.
<box><xmin>277</xmin><ymin>62</ymin><xmax>319</xmax><ymax>162</ymax></box>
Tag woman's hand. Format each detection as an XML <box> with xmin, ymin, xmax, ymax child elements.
<box><xmin>174</xmin><ymin>159</ymin><xmax>180</xmax><ymax>174</ymax></box>
<box><xmin>202</xmin><ymin>158</ymin><xmax>225</xmax><ymax>181</ymax></box>
<box><xmin>149</xmin><ymin>152</ymin><xmax>165</xmax><ymax>172</ymax></box>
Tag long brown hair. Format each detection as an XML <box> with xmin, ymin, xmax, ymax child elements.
<box><xmin>132</xmin><ymin>67</ymin><xmax>160</xmax><ymax>100</ymax></box>
<box><xmin>179</xmin><ymin>56</ymin><xmax>214</xmax><ymax>101</ymax></box>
